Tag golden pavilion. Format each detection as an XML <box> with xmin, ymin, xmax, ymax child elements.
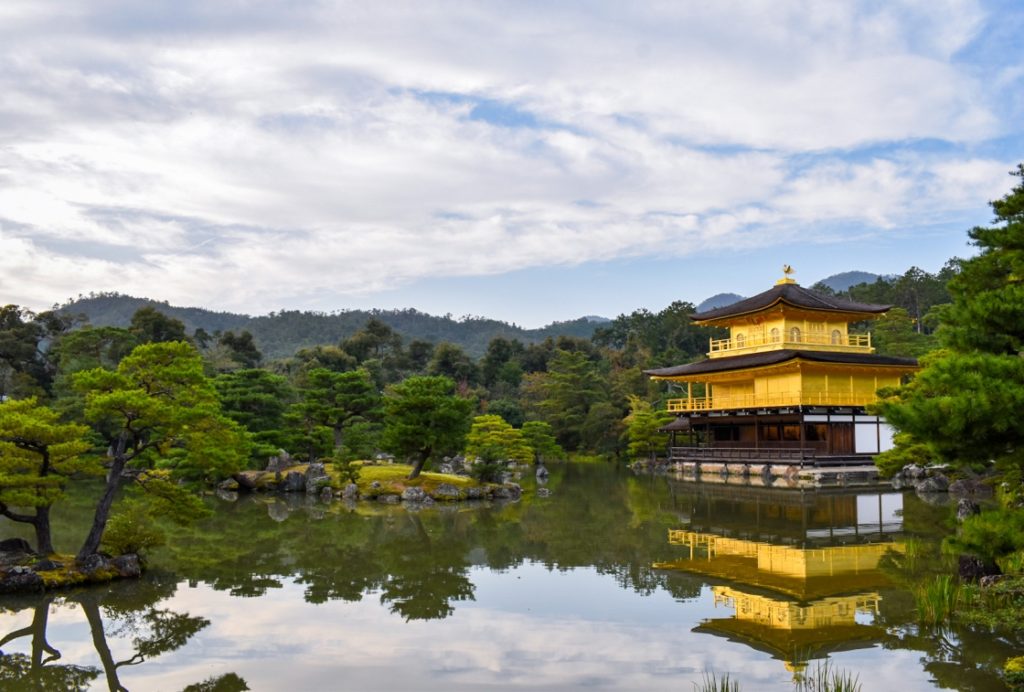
<box><xmin>645</xmin><ymin>270</ymin><xmax>918</xmax><ymax>463</ymax></box>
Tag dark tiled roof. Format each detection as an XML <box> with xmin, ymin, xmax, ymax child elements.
<box><xmin>691</xmin><ymin>283</ymin><xmax>890</xmax><ymax>322</ymax></box>
<box><xmin>644</xmin><ymin>349</ymin><xmax>918</xmax><ymax>378</ymax></box>
<box><xmin>658</xmin><ymin>416</ymin><xmax>692</xmax><ymax>432</ymax></box>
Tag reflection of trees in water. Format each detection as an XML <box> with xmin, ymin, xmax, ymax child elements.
<box><xmin>153</xmin><ymin>462</ymin><xmax>701</xmax><ymax>623</ymax></box>
<box><xmin>0</xmin><ymin>577</ymin><xmax>246</xmax><ymax>691</ymax></box>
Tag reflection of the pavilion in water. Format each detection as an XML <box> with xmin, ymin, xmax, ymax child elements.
<box><xmin>655</xmin><ymin>483</ymin><xmax>905</xmax><ymax>673</ymax></box>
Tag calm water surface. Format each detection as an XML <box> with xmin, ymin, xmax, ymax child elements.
<box><xmin>1</xmin><ymin>463</ymin><xmax>1019</xmax><ymax>691</ymax></box>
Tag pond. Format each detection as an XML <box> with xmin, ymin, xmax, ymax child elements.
<box><xmin>0</xmin><ymin>463</ymin><xmax>1019</xmax><ymax>691</ymax></box>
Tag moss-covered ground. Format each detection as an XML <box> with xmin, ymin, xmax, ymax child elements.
<box><xmin>336</xmin><ymin>463</ymin><xmax>478</xmax><ymax>498</ymax></box>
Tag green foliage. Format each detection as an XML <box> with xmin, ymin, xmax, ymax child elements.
<box><xmin>217</xmin><ymin>330</ymin><xmax>262</xmax><ymax>369</ymax></box>
<box><xmin>182</xmin><ymin>673</ymin><xmax>251</xmax><ymax>692</ymax></box>
<box><xmin>593</xmin><ymin>300</ymin><xmax>720</xmax><ymax>367</ymax></box>
<box><xmin>382</xmin><ymin>375</ymin><xmax>473</xmax><ymax>478</ymax></box>
<box><xmin>871</xmin><ymin>307</ymin><xmax>936</xmax><ymax>357</ymax></box>
<box><xmin>523</xmin><ymin>349</ymin><xmax>612</xmax><ymax>450</ymax></box>
<box><xmin>1005</xmin><ymin>656</ymin><xmax>1024</xmax><ymax>691</ymax></box>
<box><xmin>876</xmin><ymin>349</ymin><xmax>1024</xmax><ymax>476</ymax></box>
<box><xmin>0</xmin><ymin>397</ymin><xmax>94</xmax><ymax>508</ymax></box>
<box><xmin>913</xmin><ymin>575</ymin><xmax>961</xmax><ymax>626</ymax></box>
<box><xmin>73</xmin><ymin>340</ymin><xmax>249</xmax><ymax>556</ymax></box>
<box><xmin>214</xmin><ymin>368</ymin><xmax>296</xmax><ymax>464</ymax></box>
<box><xmin>129</xmin><ymin>306</ymin><xmax>189</xmax><ymax>344</ymax></box>
<box><xmin>945</xmin><ymin>509</ymin><xmax>1024</xmax><ymax>564</ymax></box>
<box><xmin>0</xmin><ymin>397</ymin><xmax>94</xmax><ymax>552</ymax></box>
<box><xmin>520</xmin><ymin>420</ymin><xmax>564</xmax><ymax>463</ymax></box>
<box><xmin>876</xmin><ymin>166</ymin><xmax>1024</xmax><ymax>483</ymax></box>
<box><xmin>624</xmin><ymin>395</ymin><xmax>673</xmax><ymax>460</ymax></box>
<box><xmin>465</xmin><ymin>414</ymin><xmax>533</xmax><ymax>464</ymax></box>
<box><xmin>102</xmin><ymin>500</ymin><xmax>166</xmax><ymax>556</ymax></box>
<box><xmin>794</xmin><ymin>659</ymin><xmax>862</xmax><ymax>692</ymax></box>
<box><xmin>871</xmin><ymin>432</ymin><xmax>935</xmax><ymax>478</ymax></box>
<box><xmin>693</xmin><ymin>671</ymin><xmax>740</xmax><ymax>692</ymax></box>
<box><xmin>288</xmin><ymin>368</ymin><xmax>381</xmax><ymax>460</ymax></box>
<box><xmin>0</xmin><ymin>304</ymin><xmax>73</xmax><ymax>398</ymax></box>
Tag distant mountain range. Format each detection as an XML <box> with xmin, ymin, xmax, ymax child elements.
<box><xmin>695</xmin><ymin>271</ymin><xmax>884</xmax><ymax>313</ymax></box>
<box><xmin>59</xmin><ymin>294</ymin><xmax>604</xmax><ymax>360</ymax></box>
<box><xmin>59</xmin><ymin>271</ymin><xmax>885</xmax><ymax>360</ymax></box>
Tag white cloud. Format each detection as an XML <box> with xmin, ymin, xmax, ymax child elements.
<box><xmin>0</xmin><ymin>0</ymin><xmax>1019</xmax><ymax>319</ymax></box>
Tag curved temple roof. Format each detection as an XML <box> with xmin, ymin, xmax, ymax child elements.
<box><xmin>645</xmin><ymin>349</ymin><xmax>918</xmax><ymax>378</ymax></box>
<box><xmin>691</xmin><ymin>283</ymin><xmax>890</xmax><ymax>323</ymax></box>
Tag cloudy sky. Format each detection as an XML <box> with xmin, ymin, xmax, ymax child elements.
<box><xmin>2</xmin><ymin>1</ymin><xmax>1022</xmax><ymax>326</ymax></box>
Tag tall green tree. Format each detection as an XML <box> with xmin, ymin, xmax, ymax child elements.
<box><xmin>0</xmin><ymin>398</ymin><xmax>93</xmax><ymax>553</ymax></box>
<box><xmin>623</xmin><ymin>396</ymin><xmax>673</xmax><ymax>461</ymax></box>
<box><xmin>520</xmin><ymin>421</ymin><xmax>564</xmax><ymax>464</ymax></box>
<box><xmin>0</xmin><ymin>306</ymin><xmax>72</xmax><ymax>398</ymax></box>
<box><xmin>129</xmin><ymin>307</ymin><xmax>189</xmax><ymax>344</ymax></box>
<box><xmin>381</xmin><ymin>375</ymin><xmax>473</xmax><ymax>479</ymax></box>
<box><xmin>464</xmin><ymin>415</ymin><xmax>533</xmax><ymax>465</ymax></box>
<box><xmin>289</xmin><ymin>368</ymin><xmax>381</xmax><ymax>460</ymax></box>
<box><xmin>73</xmin><ymin>341</ymin><xmax>250</xmax><ymax>559</ymax></box>
<box><xmin>876</xmin><ymin>164</ymin><xmax>1024</xmax><ymax>481</ymax></box>
<box><xmin>523</xmin><ymin>349</ymin><xmax>610</xmax><ymax>450</ymax></box>
<box><xmin>214</xmin><ymin>369</ymin><xmax>296</xmax><ymax>461</ymax></box>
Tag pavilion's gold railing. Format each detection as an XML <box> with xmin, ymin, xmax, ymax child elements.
<box><xmin>665</xmin><ymin>391</ymin><xmax>877</xmax><ymax>412</ymax></box>
<box><xmin>708</xmin><ymin>332</ymin><xmax>872</xmax><ymax>355</ymax></box>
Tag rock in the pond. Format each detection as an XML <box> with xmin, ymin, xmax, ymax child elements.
<box><xmin>917</xmin><ymin>474</ymin><xmax>949</xmax><ymax>493</ymax></box>
<box><xmin>216</xmin><ymin>488</ymin><xmax>239</xmax><ymax>502</ymax></box>
<box><xmin>433</xmin><ymin>483</ymin><xmax>461</xmax><ymax>501</ymax></box>
<box><xmin>267</xmin><ymin>501</ymin><xmax>290</xmax><ymax>522</ymax></box>
<box><xmin>266</xmin><ymin>449</ymin><xmax>294</xmax><ymax>472</ymax></box>
<box><xmin>219</xmin><ymin>478</ymin><xmax>240</xmax><ymax>492</ymax></box>
<box><xmin>378</xmin><ymin>494</ymin><xmax>400</xmax><ymax>504</ymax></box>
<box><xmin>493</xmin><ymin>483</ymin><xmax>522</xmax><ymax>500</ymax></box>
<box><xmin>111</xmin><ymin>554</ymin><xmax>142</xmax><ymax>578</ymax></box>
<box><xmin>341</xmin><ymin>483</ymin><xmax>359</xmax><ymax>500</ymax></box>
<box><xmin>959</xmin><ymin>554</ymin><xmax>1000</xmax><ymax>582</ymax></box>
<box><xmin>77</xmin><ymin>553</ymin><xmax>111</xmax><ymax>575</ymax></box>
<box><xmin>282</xmin><ymin>470</ymin><xmax>305</xmax><ymax>493</ymax></box>
<box><xmin>33</xmin><ymin>558</ymin><xmax>63</xmax><ymax>571</ymax></box>
<box><xmin>0</xmin><ymin>538</ymin><xmax>34</xmax><ymax>556</ymax></box>
<box><xmin>0</xmin><ymin>568</ymin><xmax>43</xmax><ymax>594</ymax></box>
<box><xmin>305</xmin><ymin>462</ymin><xmax>330</xmax><ymax>495</ymax></box>
<box><xmin>466</xmin><ymin>486</ymin><xmax>488</xmax><ymax>500</ymax></box>
<box><xmin>902</xmin><ymin>463</ymin><xmax>927</xmax><ymax>481</ymax></box>
<box><xmin>320</xmin><ymin>486</ymin><xmax>335</xmax><ymax>502</ymax></box>
<box><xmin>957</xmin><ymin>498</ymin><xmax>981</xmax><ymax>522</ymax></box>
<box><xmin>536</xmin><ymin>465</ymin><xmax>549</xmax><ymax>480</ymax></box>
<box><xmin>949</xmin><ymin>478</ymin><xmax>994</xmax><ymax>498</ymax></box>
<box><xmin>401</xmin><ymin>487</ymin><xmax>428</xmax><ymax>503</ymax></box>
<box><xmin>233</xmin><ymin>472</ymin><xmax>259</xmax><ymax>491</ymax></box>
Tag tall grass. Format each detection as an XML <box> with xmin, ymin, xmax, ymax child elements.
<box><xmin>914</xmin><ymin>574</ymin><xmax>961</xmax><ymax>625</ymax></box>
<box><xmin>694</xmin><ymin>671</ymin><xmax>740</xmax><ymax>692</ymax></box>
<box><xmin>794</xmin><ymin>659</ymin><xmax>861</xmax><ymax>692</ymax></box>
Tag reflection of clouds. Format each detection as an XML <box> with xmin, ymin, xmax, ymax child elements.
<box><xmin>43</xmin><ymin>564</ymin><xmax>931</xmax><ymax>691</ymax></box>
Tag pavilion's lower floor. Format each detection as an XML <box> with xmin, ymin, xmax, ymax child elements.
<box><xmin>666</xmin><ymin>406</ymin><xmax>894</xmax><ymax>466</ymax></box>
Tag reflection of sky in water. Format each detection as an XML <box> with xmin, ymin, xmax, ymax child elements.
<box><xmin>1</xmin><ymin>562</ymin><xmax>937</xmax><ymax>691</ymax></box>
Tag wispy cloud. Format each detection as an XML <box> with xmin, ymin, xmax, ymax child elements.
<box><xmin>0</xmin><ymin>1</ymin><xmax>1020</xmax><ymax>320</ymax></box>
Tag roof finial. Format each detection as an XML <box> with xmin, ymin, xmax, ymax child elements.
<box><xmin>776</xmin><ymin>265</ymin><xmax>797</xmax><ymax>285</ymax></box>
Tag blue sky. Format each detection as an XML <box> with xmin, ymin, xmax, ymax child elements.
<box><xmin>1</xmin><ymin>1</ymin><xmax>1022</xmax><ymax>326</ymax></box>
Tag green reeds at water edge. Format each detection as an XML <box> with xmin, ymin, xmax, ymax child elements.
<box><xmin>694</xmin><ymin>671</ymin><xmax>740</xmax><ymax>692</ymax></box>
<box><xmin>794</xmin><ymin>659</ymin><xmax>862</xmax><ymax>692</ymax></box>
<box><xmin>694</xmin><ymin>660</ymin><xmax>863</xmax><ymax>691</ymax></box>
<box><xmin>914</xmin><ymin>574</ymin><xmax>962</xmax><ymax>625</ymax></box>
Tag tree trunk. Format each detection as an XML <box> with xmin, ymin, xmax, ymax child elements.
<box><xmin>333</xmin><ymin>425</ymin><xmax>344</xmax><ymax>452</ymax></box>
<box><xmin>33</xmin><ymin>506</ymin><xmax>54</xmax><ymax>555</ymax></box>
<box><xmin>406</xmin><ymin>452</ymin><xmax>428</xmax><ymax>480</ymax></box>
<box><xmin>80</xmin><ymin>596</ymin><xmax>128</xmax><ymax>692</ymax></box>
<box><xmin>77</xmin><ymin>453</ymin><xmax>126</xmax><ymax>561</ymax></box>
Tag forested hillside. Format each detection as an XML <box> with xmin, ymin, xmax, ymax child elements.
<box><xmin>57</xmin><ymin>293</ymin><xmax>601</xmax><ymax>359</ymax></box>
